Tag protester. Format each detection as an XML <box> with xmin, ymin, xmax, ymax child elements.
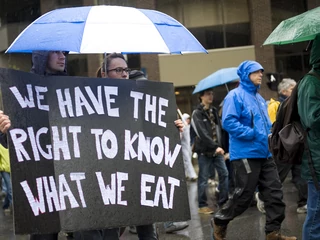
<box><xmin>0</xmin><ymin>50</ymin><xmax>68</xmax><ymax>240</ymax></box>
<box><xmin>191</xmin><ymin>89</ymin><xmax>228</xmax><ymax>214</ymax></box>
<box><xmin>268</xmin><ymin>78</ymin><xmax>296</xmax><ymax>123</ymax></box>
<box><xmin>0</xmin><ymin>136</ymin><xmax>12</xmax><ymax>215</ymax></box>
<box><xmin>297</xmin><ymin>34</ymin><xmax>320</xmax><ymax>240</ymax></box>
<box><xmin>212</xmin><ymin>60</ymin><xmax>297</xmax><ymax>240</ymax></box>
<box><xmin>255</xmin><ymin>78</ymin><xmax>307</xmax><ymax>214</ymax></box>
<box><xmin>180</xmin><ymin>113</ymin><xmax>197</xmax><ymax>181</ymax></box>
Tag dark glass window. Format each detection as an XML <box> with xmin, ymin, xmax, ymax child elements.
<box><xmin>127</xmin><ymin>54</ymin><xmax>141</xmax><ymax>70</ymax></box>
<box><xmin>68</xmin><ymin>56</ymin><xmax>88</xmax><ymax>77</ymax></box>
<box><xmin>189</xmin><ymin>22</ymin><xmax>251</xmax><ymax>49</ymax></box>
<box><xmin>0</xmin><ymin>0</ymin><xmax>40</xmax><ymax>24</ymax></box>
<box><xmin>274</xmin><ymin>41</ymin><xmax>310</xmax><ymax>81</ymax></box>
<box><xmin>225</xmin><ymin>23</ymin><xmax>251</xmax><ymax>47</ymax></box>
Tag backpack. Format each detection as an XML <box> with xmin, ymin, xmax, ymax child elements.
<box><xmin>268</xmin><ymin>70</ymin><xmax>320</xmax><ymax>189</ymax></box>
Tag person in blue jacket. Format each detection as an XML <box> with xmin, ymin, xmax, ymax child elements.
<box><xmin>212</xmin><ymin>60</ymin><xmax>296</xmax><ymax>240</ymax></box>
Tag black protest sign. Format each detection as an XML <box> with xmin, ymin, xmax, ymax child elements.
<box><xmin>0</xmin><ymin>68</ymin><xmax>190</xmax><ymax>235</ymax></box>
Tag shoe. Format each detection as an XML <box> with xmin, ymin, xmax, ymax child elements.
<box><xmin>208</xmin><ymin>179</ymin><xmax>215</xmax><ymax>186</ymax></box>
<box><xmin>266</xmin><ymin>231</ymin><xmax>297</xmax><ymax>240</ymax></box>
<box><xmin>198</xmin><ymin>206</ymin><xmax>214</xmax><ymax>214</ymax></box>
<box><xmin>255</xmin><ymin>192</ymin><xmax>266</xmax><ymax>214</ymax></box>
<box><xmin>297</xmin><ymin>204</ymin><xmax>307</xmax><ymax>214</ymax></box>
<box><xmin>165</xmin><ymin>221</ymin><xmax>189</xmax><ymax>233</ymax></box>
<box><xmin>64</xmin><ymin>232</ymin><xmax>73</xmax><ymax>240</ymax></box>
<box><xmin>3</xmin><ymin>208</ymin><xmax>11</xmax><ymax>216</ymax></box>
<box><xmin>190</xmin><ymin>177</ymin><xmax>198</xmax><ymax>182</ymax></box>
<box><xmin>129</xmin><ymin>226</ymin><xmax>137</xmax><ymax>234</ymax></box>
<box><xmin>211</xmin><ymin>219</ymin><xmax>227</xmax><ymax>240</ymax></box>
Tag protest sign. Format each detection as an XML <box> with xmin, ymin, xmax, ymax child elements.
<box><xmin>0</xmin><ymin>68</ymin><xmax>190</xmax><ymax>234</ymax></box>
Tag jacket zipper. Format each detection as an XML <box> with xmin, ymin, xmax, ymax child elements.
<box><xmin>254</xmin><ymin>94</ymin><xmax>270</xmax><ymax>158</ymax></box>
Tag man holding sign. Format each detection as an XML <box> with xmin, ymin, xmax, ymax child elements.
<box><xmin>0</xmin><ymin>50</ymin><xmax>68</xmax><ymax>240</ymax></box>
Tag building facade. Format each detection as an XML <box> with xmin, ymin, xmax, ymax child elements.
<box><xmin>0</xmin><ymin>0</ymin><xmax>317</xmax><ymax>113</ymax></box>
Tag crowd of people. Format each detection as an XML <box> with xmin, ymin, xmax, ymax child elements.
<box><xmin>0</xmin><ymin>35</ymin><xmax>319</xmax><ymax>240</ymax></box>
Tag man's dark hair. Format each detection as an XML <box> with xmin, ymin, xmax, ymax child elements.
<box><xmin>198</xmin><ymin>89</ymin><xmax>213</xmax><ymax>102</ymax></box>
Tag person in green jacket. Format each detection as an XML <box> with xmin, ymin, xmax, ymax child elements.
<box><xmin>297</xmin><ymin>33</ymin><xmax>320</xmax><ymax>240</ymax></box>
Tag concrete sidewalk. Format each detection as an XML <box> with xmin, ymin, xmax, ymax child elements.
<box><xmin>0</xmin><ymin>179</ymin><xmax>305</xmax><ymax>240</ymax></box>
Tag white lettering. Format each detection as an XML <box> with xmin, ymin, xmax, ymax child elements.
<box><xmin>35</xmin><ymin>86</ymin><xmax>49</xmax><ymax>111</ymax></box>
<box><xmin>130</xmin><ymin>91</ymin><xmax>144</xmax><ymax>119</ymax></box>
<box><xmin>124</xmin><ymin>130</ymin><xmax>138</xmax><ymax>160</ymax></box>
<box><xmin>56</xmin><ymin>88</ymin><xmax>74</xmax><ymax>118</ymax></box>
<box><xmin>70</xmin><ymin>172</ymin><xmax>86</xmax><ymax>208</ymax></box>
<box><xmin>20</xmin><ymin>179</ymin><xmax>45</xmax><ymax>216</ymax></box>
<box><xmin>9</xmin><ymin>85</ymin><xmax>35</xmax><ymax>108</ymax></box>
<box><xmin>145</xmin><ymin>94</ymin><xmax>156</xmax><ymax>124</ymax></box>
<box><xmin>59</xmin><ymin>174</ymin><xmax>79</xmax><ymax>210</ymax></box>
<box><xmin>104</xmin><ymin>86</ymin><xmax>119</xmax><ymax>117</ymax></box>
<box><xmin>10</xmin><ymin>129</ymin><xmax>30</xmax><ymax>162</ymax></box>
<box><xmin>140</xmin><ymin>174</ymin><xmax>155</xmax><ymax>207</ymax></box>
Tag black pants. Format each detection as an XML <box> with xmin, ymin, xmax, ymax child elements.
<box><xmin>30</xmin><ymin>234</ymin><xmax>58</xmax><ymax>240</ymax></box>
<box><xmin>73</xmin><ymin>228</ymin><xmax>119</xmax><ymax>240</ymax></box>
<box><xmin>276</xmin><ymin>162</ymin><xmax>308</xmax><ymax>207</ymax></box>
<box><xmin>214</xmin><ymin>158</ymin><xmax>285</xmax><ymax>233</ymax></box>
<box><xmin>136</xmin><ymin>224</ymin><xmax>158</xmax><ymax>240</ymax></box>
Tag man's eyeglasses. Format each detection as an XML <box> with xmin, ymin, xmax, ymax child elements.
<box><xmin>107</xmin><ymin>67</ymin><xmax>131</xmax><ymax>74</ymax></box>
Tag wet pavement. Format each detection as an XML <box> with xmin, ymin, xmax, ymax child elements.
<box><xmin>0</xmin><ymin>178</ymin><xmax>305</xmax><ymax>240</ymax></box>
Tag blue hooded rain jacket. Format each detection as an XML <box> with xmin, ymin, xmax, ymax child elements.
<box><xmin>222</xmin><ymin>60</ymin><xmax>272</xmax><ymax>161</ymax></box>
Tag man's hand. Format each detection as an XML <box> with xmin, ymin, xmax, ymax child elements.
<box><xmin>174</xmin><ymin>119</ymin><xmax>184</xmax><ymax>132</ymax></box>
<box><xmin>0</xmin><ymin>111</ymin><xmax>11</xmax><ymax>134</ymax></box>
<box><xmin>215</xmin><ymin>147</ymin><xmax>225</xmax><ymax>155</ymax></box>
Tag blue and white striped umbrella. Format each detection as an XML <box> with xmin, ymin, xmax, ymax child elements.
<box><xmin>6</xmin><ymin>5</ymin><xmax>207</xmax><ymax>54</ymax></box>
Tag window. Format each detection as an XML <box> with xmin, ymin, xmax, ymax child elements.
<box><xmin>1</xmin><ymin>1</ymin><xmax>40</xmax><ymax>24</ymax></box>
<box><xmin>275</xmin><ymin>42</ymin><xmax>310</xmax><ymax>81</ymax></box>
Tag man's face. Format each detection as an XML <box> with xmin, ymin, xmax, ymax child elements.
<box><xmin>47</xmin><ymin>51</ymin><xmax>66</xmax><ymax>73</ymax></box>
<box><xmin>102</xmin><ymin>58</ymin><xmax>129</xmax><ymax>79</ymax></box>
<box><xmin>281</xmin><ymin>84</ymin><xmax>296</xmax><ymax>97</ymax></box>
<box><xmin>200</xmin><ymin>90</ymin><xmax>214</xmax><ymax>105</ymax></box>
<box><xmin>249</xmin><ymin>70</ymin><xmax>263</xmax><ymax>86</ymax></box>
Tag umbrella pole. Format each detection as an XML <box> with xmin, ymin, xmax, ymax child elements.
<box><xmin>104</xmin><ymin>52</ymin><xmax>107</xmax><ymax>78</ymax></box>
<box><xmin>224</xmin><ymin>83</ymin><xmax>230</xmax><ymax>92</ymax></box>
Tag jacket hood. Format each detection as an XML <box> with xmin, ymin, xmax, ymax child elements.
<box><xmin>237</xmin><ymin>60</ymin><xmax>264</xmax><ymax>93</ymax></box>
<box><xmin>310</xmin><ymin>34</ymin><xmax>320</xmax><ymax>70</ymax></box>
<box><xmin>30</xmin><ymin>51</ymin><xmax>68</xmax><ymax>76</ymax></box>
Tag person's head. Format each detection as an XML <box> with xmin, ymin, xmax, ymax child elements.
<box><xmin>46</xmin><ymin>51</ymin><xmax>67</xmax><ymax>74</ymax></box>
<box><xmin>237</xmin><ymin>60</ymin><xmax>264</xmax><ymax>88</ymax></box>
<box><xmin>129</xmin><ymin>70</ymin><xmax>147</xmax><ymax>80</ymax></box>
<box><xmin>277</xmin><ymin>78</ymin><xmax>296</xmax><ymax>97</ymax></box>
<box><xmin>249</xmin><ymin>69</ymin><xmax>263</xmax><ymax>86</ymax></box>
<box><xmin>31</xmin><ymin>51</ymin><xmax>68</xmax><ymax>76</ymax></box>
<box><xmin>100</xmin><ymin>53</ymin><xmax>130</xmax><ymax>79</ymax></box>
<box><xmin>199</xmin><ymin>89</ymin><xmax>214</xmax><ymax>106</ymax></box>
<box><xmin>182</xmin><ymin>113</ymin><xmax>191</xmax><ymax>124</ymax></box>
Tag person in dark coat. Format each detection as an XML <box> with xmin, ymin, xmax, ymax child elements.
<box><xmin>191</xmin><ymin>89</ymin><xmax>229</xmax><ymax>214</ymax></box>
<box><xmin>298</xmin><ymin>34</ymin><xmax>320</xmax><ymax>240</ymax></box>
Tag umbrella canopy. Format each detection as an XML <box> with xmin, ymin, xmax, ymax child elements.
<box><xmin>192</xmin><ymin>67</ymin><xmax>239</xmax><ymax>94</ymax></box>
<box><xmin>264</xmin><ymin>7</ymin><xmax>320</xmax><ymax>45</ymax></box>
<box><xmin>6</xmin><ymin>5</ymin><xmax>207</xmax><ymax>54</ymax></box>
